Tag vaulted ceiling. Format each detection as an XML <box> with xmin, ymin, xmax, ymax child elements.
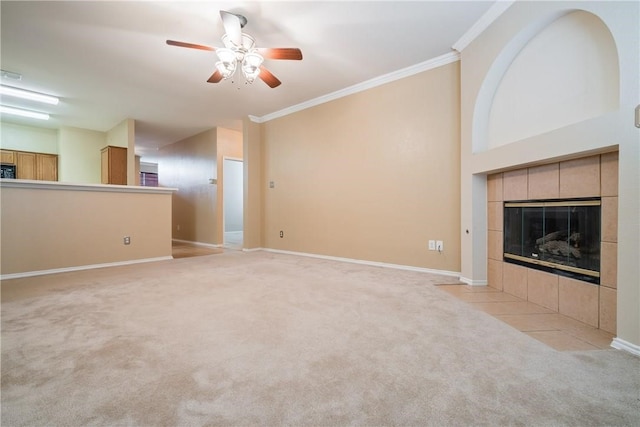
<box><xmin>0</xmin><ymin>1</ymin><xmax>495</xmax><ymax>157</ymax></box>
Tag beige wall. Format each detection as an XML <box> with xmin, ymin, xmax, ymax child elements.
<box><xmin>487</xmin><ymin>11</ymin><xmax>618</xmax><ymax>149</ymax></box>
<box><xmin>243</xmin><ymin>118</ymin><xmax>263</xmax><ymax>249</ymax></box>
<box><xmin>58</xmin><ymin>126</ymin><xmax>105</xmax><ymax>183</ymax></box>
<box><xmin>460</xmin><ymin>1</ymin><xmax>639</xmax><ymax>346</ymax></box>
<box><xmin>158</xmin><ymin>128</ymin><xmax>217</xmax><ymax>244</ymax></box>
<box><xmin>215</xmin><ymin>127</ymin><xmax>243</xmax><ymax>244</ymax></box>
<box><xmin>0</xmin><ymin>121</ymin><xmax>58</xmax><ymax>154</ymax></box>
<box><xmin>258</xmin><ymin>62</ymin><xmax>461</xmax><ymax>272</ymax></box>
<box><xmin>0</xmin><ymin>181</ymin><xmax>173</xmax><ymax>276</ymax></box>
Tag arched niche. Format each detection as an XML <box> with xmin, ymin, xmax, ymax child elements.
<box><xmin>473</xmin><ymin>10</ymin><xmax>619</xmax><ymax>153</ymax></box>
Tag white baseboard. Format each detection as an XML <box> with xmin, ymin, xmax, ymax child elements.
<box><xmin>0</xmin><ymin>256</ymin><xmax>174</xmax><ymax>280</ymax></box>
<box><xmin>262</xmin><ymin>248</ymin><xmax>461</xmax><ymax>277</ymax></box>
<box><xmin>459</xmin><ymin>276</ymin><xmax>488</xmax><ymax>286</ymax></box>
<box><xmin>611</xmin><ymin>337</ymin><xmax>640</xmax><ymax>357</ymax></box>
<box><xmin>172</xmin><ymin>239</ymin><xmax>222</xmax><ymax>248</ymax></box>
<box><xmin>242</xmin><ymin>247</ymin><xmax>264</xmax><ymax>252</ymax></box>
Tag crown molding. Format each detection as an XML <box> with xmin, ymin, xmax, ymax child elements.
<box><xmin>452</xmin><ymin>0</ymin><xmax>515</xmax><ymax>53</ymax></box>
<box><xmin>249</xmin><ymin>51</ymin><xmax>460</xmax><ymax>124</ymax></box>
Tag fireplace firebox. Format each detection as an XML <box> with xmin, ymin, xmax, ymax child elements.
<box><xmin>503</xmin><ymin>198</ymin><xmax>601</xmax><ymax>284</ymax></box>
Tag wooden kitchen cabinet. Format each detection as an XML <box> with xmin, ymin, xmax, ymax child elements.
<box><xmin>16</xmin><ymin>151</ymin><xmax>37</xmax><ymax>180</ymax></box>
<box><xmin>1</xmin><ymin>150</ymin><xmax>58</xmax><ymax>181</ymax></box>
<box><xmin>37</xmin><ymin>153</ymin><xmax>58</xmax><ymax>181</ymax></box>
<box><xmin>101</xmin><ymin>146</ymin><xmax>127</xmax><ymax>185</ymax></box>
<box><xmin>1</xmin><ymin>150</ymin><xmax>15</xmax><ymax>164</ymax></box>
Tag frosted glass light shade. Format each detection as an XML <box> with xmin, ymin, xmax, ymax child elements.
<box><xmin>216</xmin><ymin>48</ymin><xmax>237</xmax><ymax>78</ymax></box>
<box><xmin>242</xmin><ymin>52</ymin><xmax>263</xmax><ymax>82</ymax></box>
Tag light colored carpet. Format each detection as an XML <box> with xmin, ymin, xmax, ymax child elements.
<box><xmin>1</xmin><ymin>251</ymin><xmax>639</xmax><ymax>426</ymax></box>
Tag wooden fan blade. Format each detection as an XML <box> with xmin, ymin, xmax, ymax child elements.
<box><xmin>207</xmin><ymin>70</ymin><xmax>224</xmax><ymax>83</ymax></box>
<box><xmin>259</xmin><ymin>66</ymin><xmax>282</xmax><ymax>88</ymax></box>
<box><xmin>220</xmin><ymin>10</ymin><xmax>242</xmax><ymax>46</ymax></box>
<box><xmin>166</xmin><ymin>40</ymin><xmax>216</xmax><ymax>51</ymax></box>
<box><xmin>256</xmin><ymin>48</ymin><xmax>303</xmax><ymax>60</ymax></box>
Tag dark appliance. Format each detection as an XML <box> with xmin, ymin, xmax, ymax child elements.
<box><xmin>1</xmin><ymin>164</ymin><xmax>17</xmax><ymax>179</ymax></box>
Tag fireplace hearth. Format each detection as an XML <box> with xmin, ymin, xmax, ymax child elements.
<box><xmin>503</xmin><ymin>198</ymin><xmax>601</xmax><ymax>284</ymax></box>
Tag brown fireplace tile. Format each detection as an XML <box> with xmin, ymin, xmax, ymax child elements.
<box><xmin>599</xmin><ymin>286</ymin><xmax>617</xmax><ymax>334</ymax></box>
<box><xmin>558</xmin><ymin>277</ymin><xmax>599</xmax><ymax>327</ymax></box>
<box><xmin>488</xmin><ymin>201</ymin><xmax>503</xmax><ymax>231</ymax></box>
<box><xmin>487</xmin><ymin>230</ymin><xmax>503</xmax><ymax>261</ymax></box>
<box><xmin>487</xmin><ymin>173</ymin><xmax>503</xmax><ymax>202</ymax></box>
<box><xmin>600</xmin><ymin>242</ymin><xmax>617</xmax><ymax>289</ymax></box>
<box><xmin>503</xmin><ymin>169</ymin><xmax>528</xmax><ymax>201</ymax></box>
<box><xmin>600</xmin><ymin>151</ymin><xmax>618</xmax><ymax>197</ymax></box>
<box><xmin>559</xmin><ymin>156</ymin><xmax>600</xmax><ymax>198</ymax></box>
<box><xmin>601</xmin><ymin>196</ymin><xmax>618</xmax><ymax>243</ymax></box>
<box><xmin>487</xmin><ymin>259</ymin><xmax>503</xmax><ymax>291</ymax></box>
<box><xmin>528</xmin><ymin>163</ymin><xmax>559</xmax><ymax>200</ymax></box>
<box><xmin>527</xmin><ymin>269</ymin><xmax>559</xmax><ymax>311</ymax></box>
<box><xmin>503</xmin><ymin>262</ymin><xmax>528</xmax><ymax>300</ymax></box>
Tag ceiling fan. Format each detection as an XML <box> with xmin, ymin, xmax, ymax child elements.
<box><xmin>166</xmin><ymin>10</ymin><xmax>303</xmax><ymax>88</ymax></box>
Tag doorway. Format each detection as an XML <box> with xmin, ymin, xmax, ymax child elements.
<box><xmin>223</xmin><ymin>158</ymin><xmax>243</xmax><ymax>249</ymax></box>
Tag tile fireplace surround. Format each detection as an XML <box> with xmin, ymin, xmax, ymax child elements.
<box><xmin>487</xmin><ymin>152</ymin><xmax>618</xmax><ymax>334</ymax></box>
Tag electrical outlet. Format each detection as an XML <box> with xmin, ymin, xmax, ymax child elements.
<box><xmin>428</xmin><ymin>240</ymin><xmax>436</xmax><ymax>250</ymax></box>
<box><xmin>124</xmin><ymin>236</ymin><xmax>131</xmax><ymax>245</ymax></box>
<box><xmin>436</xmin><ymin>240</ymin><xmax>443</xmax><ymax>252</ymax></box>
<box><xmin>279</xmin><ymin>230</ymin><xmax>284</xmax><ymax>238</ymax></box>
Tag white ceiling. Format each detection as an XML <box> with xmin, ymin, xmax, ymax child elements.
<box><xmin>0</xmin><ymin>1</ymin><xmax>495</xmax><ymax>158</ymax></box>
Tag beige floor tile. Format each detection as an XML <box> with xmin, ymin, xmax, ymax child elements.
<box><xmin>455</xmin><ymin>292</ymin><xmax>524</xmax><ymax>303</ymax></box>
<box><xmin>496</xmin><ymin>313</ymin><xmax>564</xmax><ymax>331</ymax></box>
<box><xmin>172</xmin><ymin>242</ymin><xmax>224</xmax><ymax>259</ymax></box>
<box><xmin>552</xmin><ymin>314</ymin><xmax>615</xmax><ymax>349</ymax></box>
<box><xmin>464</xmin><ymin>286</ymin><xmax>504</xmax><ymax>293</ymax></box>
<box><xmin>435</xmin><ymin>284</ymin><xmax>470</xmax><ymax>296</ymax></box>
<box><xmin>568</xmin><ymin>328</ymin><xmax>614</xmax><ymax>350</ymax></box>
<box><xmin>470</xmin><ymin>301</ymin><xmax>555</xmax><ymax>315</ymax></box>
<box><xmin>434</xmin><ymin>283</ymin><xmax>611</xmax><ymax>352</ymax></box>
<box><xmin>525</xmin><ymin>331</ymin><xmax>600</xmax><ymax>351</ymax></box>
<box><xmin>436</xmin><ymin>284</ymin><xmax>503</xmax><ymax>296</ymax></box>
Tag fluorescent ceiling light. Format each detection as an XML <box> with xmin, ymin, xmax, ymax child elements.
<box><xmin>1</xmin><ymin>70</ymin><xmax>22</xmax><ymax>81</ymax></box>
<box><xmin>0</xmin><ymin>105</ymin><xmax>50</xmax><ymax>120</ymax></box>
<box><xmin>0</xmin><ymin>85</ymin><xmax>59</xmax><ymax>105</ymax></box>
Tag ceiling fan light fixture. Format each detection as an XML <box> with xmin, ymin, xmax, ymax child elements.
<box><xmin>166</xmin><ymin>10</ymin><xmax>301</xmax><ymax>88</ymax></box>
<box><xmin>242</xmin><ymin>52</ymin><xmax>263</xmax><ymax>83</ymax></box>
<box><xmin>215</xmin><ymin>48</ymin><xmax>237</xmax><ymax>79</ymax></box>
<box><xmin>215</xmin><ymin>61</ymin><xmax>235</xmax><ymax>79</ymax></box>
